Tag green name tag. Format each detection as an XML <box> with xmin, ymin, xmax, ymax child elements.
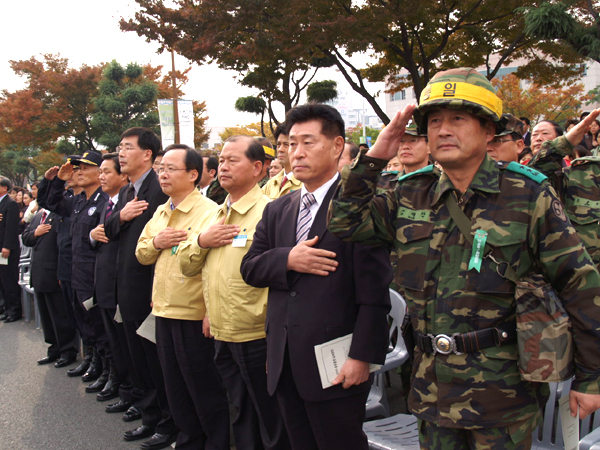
<box><xmin>171</xmin><ymin>245</ymin><xmax>178</xmax><ymax>255</ymax></box>
<box><xmin>468</xmin><ymin>230</ymin><xmax>488</xmax><ymax>272</ymax></box>
<box><xmin>574</xmin><ymin>198</ymin><xmax>600</xmax><ymax>209</ymax></box>
<box><xmin>398</xmin><ymin>208</ymin><xmax>430</xmax><ymax>221</ymax></box>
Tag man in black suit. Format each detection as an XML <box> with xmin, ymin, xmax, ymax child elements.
<box><xmin>0</xmin><ymin>176</ymin><xmax>23</xmax><ymax>322</ymax></box>
<box><xmin>89</xmin><ymin>152</ymin><xmax>130</xmax><ymax>401</ymax></box>
<box><xmin>22</xmin><ymin>209</ymin><xmax>78</xmax><ymax>365</ymax></box>
<box><xmin>241</xmin><ymin>105</ymin><xmax>392</xmax><ymax>450</ymax></box>
<box><xmin>104</xmin><ymin>128</ymin><xmax>178</xmax><ymax>450</ymax></box>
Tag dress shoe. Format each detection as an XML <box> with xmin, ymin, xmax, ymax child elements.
<box><xmin>37</xmin><ymin>356</ymin><xmax>59</xmax><ymax>365</ymax></box>
<box><xmin>81</xmin><ymin>349</ymin><xmax>102</xmax><ymax>382</ymax></box>
<box><xmin>140</xmin><ymin>433</ymin><xmax>178</xmax><ymax>450</ymax></box>
<box><xmin>123</xmin><ymin>425</ymin><xmax>155</xmax><ymax>442</ymax></box>
<box><xmin>85</xmin><ymin>373</ymin><xmax>108</xmax><ymax>393</ymax></box>
<box><xmin>96</xmin><ymin>379</ymin><xmax>120</xmax><ymax>402</ymax></box>
<box><xmin>3</xmin><ymin>315</ymin><xmax>20</xmax><ymax>323</ymax></box>
<box><xmin>54</xmin><ymin>355</ymin><xmax>77</xmax><ymax>368</ymax></box>
<box><xmin>105</xmin><ymin>400</ymin><xmax>131</xmax><ymax>414</ymax></box>
<box><xmin>67</xmin><ymin>360</ymin><xmax>90</xmax><ymax>377</ymax></box>
<box><xmin>122</xmin><ymin>406</ymin><xmax>142</xmax><ymax>422</ymax></box>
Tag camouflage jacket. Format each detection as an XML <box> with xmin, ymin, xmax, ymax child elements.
<box><xmin>376</xmin><ymin>170</ymin><xmax>400</xmax><ymax>194</ymax></box>
<box><xmin>529</xmin><ymin>137</ymin><xmax>600</xmax><ymax>266</ymax></box>
<box><xmin>206</xmin><ymin>177</ymin><xmax>227</xmax><ymax>205</ymax></box>
<box><xmin>329</xmin><ymin>151</ymin><xmax>600</xmax><ymax>430</ymax></box>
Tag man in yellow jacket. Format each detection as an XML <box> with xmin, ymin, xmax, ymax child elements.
<box><xmin>178</xmin><ymin>136</ymin><xmax>290</xmax><ymax>450</ymax></box>
<box><xmin>263</xmin><ymin>123</ymin><xmax>303</xmax><ymax>200</ymax></box>
<box><xmin>136</xmin><ymin>146</ymin><xmax>230</xmax><ymax>450</ymax></box>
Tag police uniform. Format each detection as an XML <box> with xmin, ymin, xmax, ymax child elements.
<box><xmin>44</xmin><ymin>153</ymin><xmax>110</xmax><ymax>379</ymax></box>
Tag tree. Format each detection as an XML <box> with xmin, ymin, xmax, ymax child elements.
<box><xmin>524</xmin><ymin>1</ymin><xmax>600</xmax><ymax>63</ymax></box>
<box><xmin>235</xmin><ymin>97</ymin><xmax>267</xmax><ymax>137</ymax></box>
<box><xmin>0</xmin><ymin>54</ymin><xmax>103</xmax><ymax>153</ymax></box>
<box><xmin>219</xmin><ymin>123</ymin><xmax>275</xmax><ymax>144</ymax></box>
<box><xmin>91</xmin><ymin>60</ymin><xmax>160</xmax><ymax>150</ymax></box>
<box><xmin>346</xmin><ymin>125</ymin><xmax>380</xmax><ymax>147</ymax></box>
<box><xmin>307</xmin><ymin>80</ymin><xmax>338</xmax><ymax>103</ymax></box>
<box><xmin>120</xmin><ymin>0</ymin><xmax>334</xmax><ymax>126</ymax></box>
<box><xmin>121</xmin><ymin>0</ymin><xmax>583</xmax><ymax>126</ymax></box>
<box><xmin>492</xmin><ymin>74</ymin><xmax>589</xmax><ymax>123</ymax></box>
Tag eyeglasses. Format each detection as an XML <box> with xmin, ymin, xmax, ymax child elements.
<box><xmin>490</xmin><ymin>138</ymin><xmax>518</xmax><ymax>145</ymax></box>
<box><xmin>157</xmin><ymin>167</ymin><xmax>188</xmax><ymax>175</ymax></box>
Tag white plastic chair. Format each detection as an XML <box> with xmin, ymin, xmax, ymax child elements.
<box><xmin>363</xmin><ymin>413</ymin><xmax>420</xmax><ymax>450</ymax></box>
<box><xmin>365</xmin><ymin>289</ymin><xmax>410</xmax><ymax>419</ymax></box>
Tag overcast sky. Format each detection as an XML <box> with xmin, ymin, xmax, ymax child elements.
<box><xmin>1</xmin><ymin>0</ymin><xmax>385</xmax><ymax>131</ymax></box>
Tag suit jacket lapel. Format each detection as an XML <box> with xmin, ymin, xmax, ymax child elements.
<box><xmin>282</xmin><ymin>190</ymin><xmax>302</xmax><ymax>248</ymax></box>
<box><xmin>307</xmin><ymin>175</ymin><xmax>340</xmax><ymax>242</ymax></box>
<box><xmin>137</xmin><ymin>169</ymin><xmax>157</xmax><ymax>201</ymax></box>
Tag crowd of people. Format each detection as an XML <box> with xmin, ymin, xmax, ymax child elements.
<box><xmin>0</xmin><ymin>66</ymin><xmax>599</xmax><ymax>450</ymax></box>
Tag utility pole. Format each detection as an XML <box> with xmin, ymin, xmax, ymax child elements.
<box><xmin>171</xmin><ymin>49</ymin><xmax>180</xmax><ymax>144</ymax></box>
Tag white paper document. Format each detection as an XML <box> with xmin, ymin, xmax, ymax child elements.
<box><xmin>113</xmin><ymin>305</ymin><xmax>122</xmax><ymax>324</ymax></box>
<box><xmin>559</xmin><ymin>394</ymin><xmax>579</xmax><ymax>450</ymax></box>
<box><xmin>0</xmin><ymin>255</ymin><xmax>7</xmax><ymax>265</ymax></box>
<box><xmin>314</xmin><ymin>333</ymin><xmax>381</xmax><ymax>389</ymax></box>
<box><xmin>136</xmin><ymin>314</ymin><xmax>156</xmax><ymax>344</ymax></box>
<box><xmin>82</xmin><ymin>297</ymin><xmax>95</xmax><ymax>311</ymax></box>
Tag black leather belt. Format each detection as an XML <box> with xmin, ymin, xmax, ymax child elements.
<box><xmin>414</xmin><ymin>323</ymin><xmax>516</xmax><ymax>355</ymax></box>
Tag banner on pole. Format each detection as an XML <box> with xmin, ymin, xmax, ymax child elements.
<box><xmin>157</xmin><ymin>99</ymin><xmax>195</xmax><ymax>149</ymax></box>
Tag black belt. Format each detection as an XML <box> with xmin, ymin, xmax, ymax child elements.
<box><xmin>414</xmin><ymin>323</ymin><xmax>516</xmax><ymax>355</ymax></box>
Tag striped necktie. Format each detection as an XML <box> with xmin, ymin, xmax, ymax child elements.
<box><xmin>296</xmin><ymin>193</ymin><xmax>316</xmax><ymax>244</ymax></box>
<box><xmin>105</xmin><ymin>199</ymin><xmax>114</xmax><ymax>221</ymax></box>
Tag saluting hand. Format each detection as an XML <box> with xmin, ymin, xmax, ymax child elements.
<box><xmin>153</xmin><ymin>227</ymin><xmax>188</xmax><ymax>250</ymax></box>
<box><xmin>287</xmin><ymin>236</ymin><xmax>338</xmax><ymax>276</ymax></box>
<box><xmin>367</xmin><ymin>104</ymin><xmax>417</xmax><ymax>161</ymax></box>
<box><xmin>45</xmin><ymin>166</ymin><xmax>59</xmax><ymax>180</ymax></box>
<box><xmin>57</xmin><ymin>163</ymin><xmax>74</xmax><ymax>181</ymax></box>
<box><xmin>119</xmin><ymin>197</ymin><xmax>149</xmax><ymax>223</ymax></box>
<box><xmin>566</xmin><ymin>108</ymin><xmax>600</xmax><ymax>147</ymax></box>
<box><xmin>198</xmin><ymin>218</ymin><xmax>240</xmax><ymax>248</ymax></box>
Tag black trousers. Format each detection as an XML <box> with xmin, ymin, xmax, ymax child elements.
<box><xmin>60</xmin><ymin>280</ymin><xmax>77</xmax><ymax>330</ymax></box>
<box><xmin>73</xmin><ymin>290</ymin><xmax>109</xmax><ymax>355</ymax></box>
<box><xmin>275</xmin><ymin>350</ymin><xmax>369</xmax><ymax>450</ymax></box>
<box><xmin>36</xmin><ymin>290</ymin><xmax>77</xmax><ymax>359</ymax></box>
<box><xmin>122</xmin><ymin>318</ymin><xmax>177</xmax><ymax>435</ymax></box>
<box><xmin>0</xmin><ymin>253</ymin><xmax>21</xmax><ymax>319</ymax></box>
<box><xmin>215</xmin><ymin>339</ymin><xmax>290</xmax><ymax>450</ymax></box>
<box><xmin>156</xmin><ymin>317</ymin><xmax>230</xmax><ymax>449</ymax></box>
<box><xmin>100</xmin><ymin>306</ymin><xmax>135</xmax><ymax>402</ymax></box>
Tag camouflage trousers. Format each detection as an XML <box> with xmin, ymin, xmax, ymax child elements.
<box><xmin>418</xmin><ymin>418</ymin><xmax>533</xmax><ymax>450</ymax></box>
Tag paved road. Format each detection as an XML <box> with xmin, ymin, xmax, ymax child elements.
<box><xmin>0</xmin><ymin>315</ymin><xmax>408</xmax><ymax>449</ymax></box>
<box><xmin>0</xmin><ymin>318</ymin><xmax>137</xmax><ymax>450</ymax></box>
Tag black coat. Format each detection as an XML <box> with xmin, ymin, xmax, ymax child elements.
<box><xmin>241</xmin><ymin>177</ymin><xmax>392</xmax><ymax>402</ymax></box>
<box><xmin>104</xmin><ymin>170</ymin><xmax>169</xmax><ymax>321</ymax></box>
<box><xmin>22</xmin><ymin>211</ymin><xmax>61</xmax><ymax>293</ymax></box>
<box><xmin>0</xmin><ymin>195</ymin><xmax>20</xmax><ymax>252</ymax></box>
<box><xmin>92</xmin><ymin>199</ymin><xmax>120</xmax><ymax>309</ymax></box>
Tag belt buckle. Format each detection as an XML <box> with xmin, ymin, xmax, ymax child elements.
<box><xmin>428</xmin><ymin>333</ymin><xmax>460</xmax><ymax>355</ymax></box>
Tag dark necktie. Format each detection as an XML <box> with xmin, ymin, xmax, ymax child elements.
<box><xmin>280</xmin><ymin>175</ymin><xmax>288</xmax><ymax>191</ymax></box>
<box><xmin>105</xmin><ymin>199</ymin><xmax>114</xmax><ymax>221</ymax></box>
<box><xmin>125</xmin><ymin>184</ymin><xmax>135</xmax><ymax>203</ymax></box>
<box><xmin>41</xmin><ymin>211</ymin><xmax>47</xmax><ymax>224</ymax></box>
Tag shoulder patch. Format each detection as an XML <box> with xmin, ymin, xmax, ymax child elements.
<box><xmin>505</xmin><ymin>161</ymin><xmax>547</xmax><ymax>183</ymax></box>
<box><xmin>398</xmin><ymin>165</ymin><xmax>434</xmax><ymax>182</ymax></box>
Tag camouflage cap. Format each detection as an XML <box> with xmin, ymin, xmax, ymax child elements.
<box><xmin>497</xmin><ymin>114</ymin><xmax>525</xmax><ymax>138</ymax></box>
<box><xmin>414</xmin><ymin>68</ymin><xmax>503</xmax><ymax>130</ymax></box>
<box><xmin>405</xmin><ymin>122</ymin><xmax>427</xmax><ymax>137</ymax></box>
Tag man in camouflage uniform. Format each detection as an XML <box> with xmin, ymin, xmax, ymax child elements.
<box><xmin>527</xmin><ymin>115</ymin><xmax>600</xmax><ymax>269</ymax></box>
<box><xmin>486</xmin><ymin>114</ymin><xmax>526</xmax><ymax>164</ymax></box>
<box><xmin>329</xmin><ymin>68</ymin><xmax>600</xmax><ymax>449</ymax></box>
